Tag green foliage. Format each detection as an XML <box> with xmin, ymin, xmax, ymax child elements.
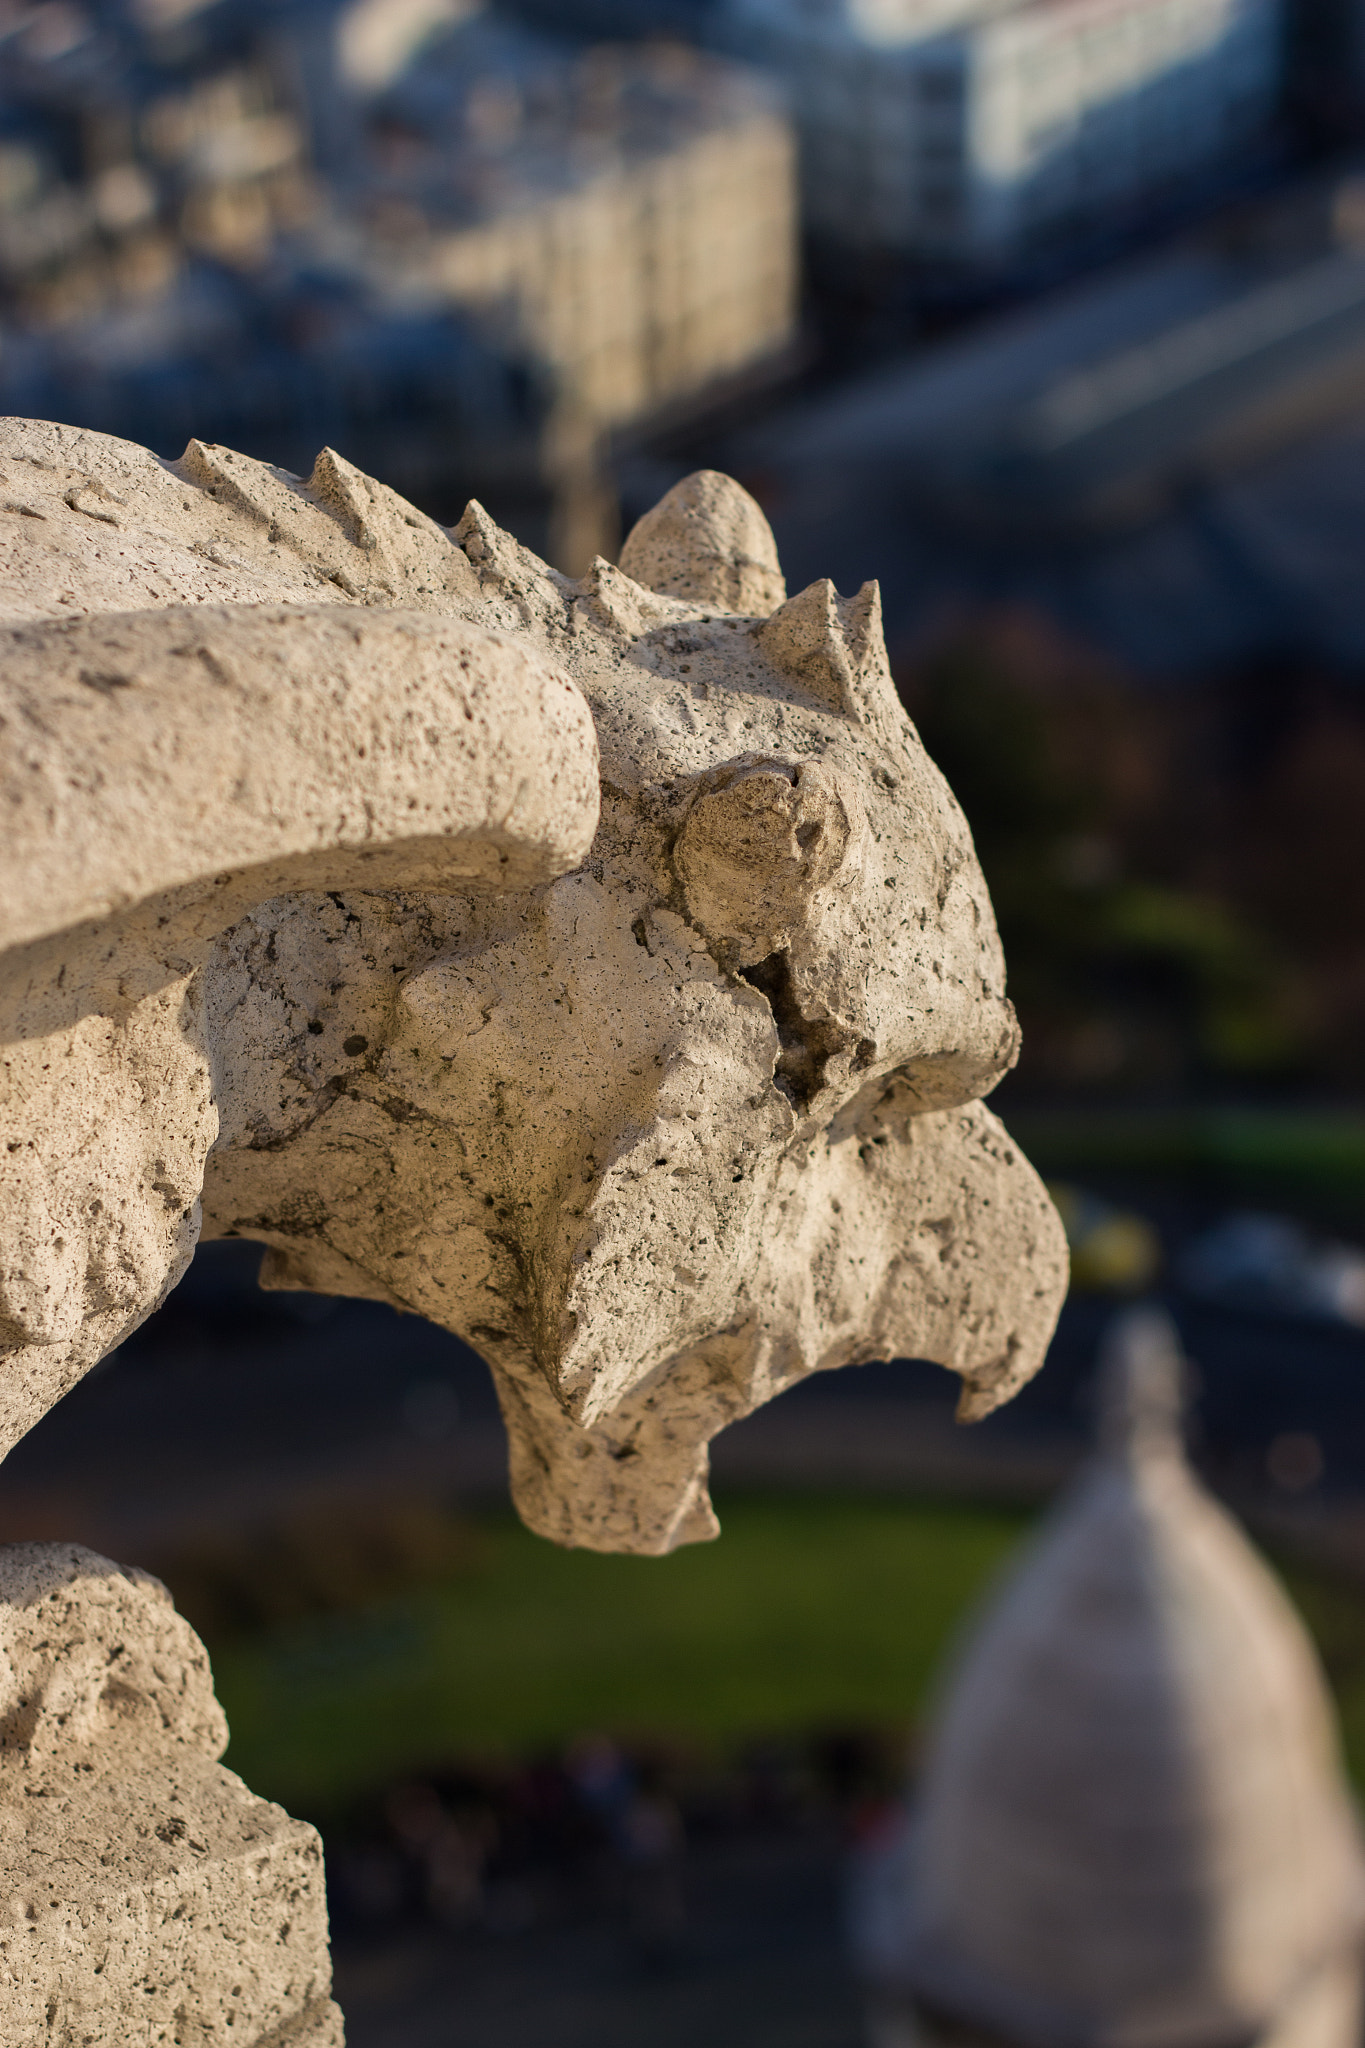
<box><xmin>1102</xmin><ymin>884</ymin><xmax>1299</xmax><ymax>1073</ymax></box>
<box><xmin>905</xmin><ymin>639</ymin><xmax>1304</xmax><ymax>1087</ymax></box>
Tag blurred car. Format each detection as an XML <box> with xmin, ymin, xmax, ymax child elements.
<box><xmin>1177</xmin><ymin>1213</ymin><xmax>1365</xmax><ymax>1327</ymax></box>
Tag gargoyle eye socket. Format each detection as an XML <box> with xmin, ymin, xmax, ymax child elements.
<box><xmin>673</xmin><ymin>759</ymin><xmax>858</xmax><ymax>948</ymax></box>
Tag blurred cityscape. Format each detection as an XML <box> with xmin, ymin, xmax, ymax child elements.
<box><xmin>6</xmin><ymin>0</ymin><xmax>1365</xmax><ymax>2041</ymax></box>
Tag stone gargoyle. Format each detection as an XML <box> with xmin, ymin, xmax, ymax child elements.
<box><xmin>0</xmin><ymin>419</ymin><xmax>1069</xmax><ymax>1555</ymax></box>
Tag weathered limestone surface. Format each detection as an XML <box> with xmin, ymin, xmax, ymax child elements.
<box><xmin>0</xmin><ymin>1542</ymin><xmax>343</xmax><ymax>2047</ymax></box>
<box><xmin>0</xmin><ymin>415</ymin><xmax>1067</xmax><ymax>1555</ymax></box>
<box><xmin>0</xmin><ymin>424</ymin><xmax>600</xmax><ymax>1473</ymax></box>
<box><xmin>617</xmin><ymin>463</ymin><xmax>787</xmax><ymax>613</ymax></box>
<box><xmin>0</xmin><ymin>423</ymin><xmax>481</xmax><ymax>623</ymax></box>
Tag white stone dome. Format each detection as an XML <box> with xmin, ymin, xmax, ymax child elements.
<box><xmin>857</xmin><ymin>1308</ymin><xmax>1365</xmax><ymax>2048</ymax></box>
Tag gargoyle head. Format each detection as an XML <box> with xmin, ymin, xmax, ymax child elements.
<box><xmin>0</xmin><ymin>425</ymin><xmax>1065</xmax><ymax>1552</ymax></box>
<box><xmin>198</xmin><ymin>468</ymin><xmax>1069</xmax><ymax>1551</ymax></box>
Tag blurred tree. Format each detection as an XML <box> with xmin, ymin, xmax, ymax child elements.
<box><xmin>898</xmin><ymin>617</ymin><xmax>1313</xmax><ymax>1095</ymax></box>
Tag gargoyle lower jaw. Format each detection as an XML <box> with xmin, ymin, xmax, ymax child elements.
<box><xmin>502</xmin><ymin>1090</ymin><xmax>1067</xmax><ymax>1552</ymax></box>
<box><xmin>530</xmin><ymin>1053</ymin><xmax>1066</xmax><ymax>1454</ymax></box>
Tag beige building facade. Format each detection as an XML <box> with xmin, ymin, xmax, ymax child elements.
<box><xmin>420</xmin><ymin>102</ymin><xmax>797</xmax><ymax>426</ymax></box>
<box><xmin>355</xmin><ymin>38</ymin><xmax>799</xmax><ymax>429</ymax></box>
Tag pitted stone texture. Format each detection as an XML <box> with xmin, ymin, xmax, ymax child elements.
<box><xmin>0</xmin><ymin>602</ymin><xmax>597</xmax><ymax>961</ymax></box>
<box><xmin>0</xmin><ymin>419</ymin><xmax>1067</xmax><ymax>1556</ymax></box>
<box><xmin>0</xmin><ymin>1543</ymin><xmax>226</xmax><ymax>1765</ymax></box>
<box><xmin>200</xmin><ymin>477</ymin><xmax>1069</xmax><ymax>1553</ymax></box>
<box><xmin>0</xmin><ymin>975</ymin><xmax>214</xmax><ymax>1457</ymax></box>
<box><xmin>0</xmin><ymin>434</ymin><xmax>600</xmax><ymax>1471</ymax></box>
<box><xmin>0</xmin><ymin>603</ymin><xmax>594</xmax><ymax>1447</ymax></box>
<box><xmin>0</xmin><ymin>418</ymin><xmax>477</xmax><ymax>625</ymax></box>
<box><xmin>0</xmin><ymin>1545</ymin><xmax>343</xmax><ymax>2048</ymax></box>
<box><xmin>1</xmin><ymin>1758</ymin><xmax>345</xmax><ymax>2048</ymax></box>
<box><xmin>618</xmin><ymin>469</ymin><xmax>786</xmax><ymax>614</ymax></box>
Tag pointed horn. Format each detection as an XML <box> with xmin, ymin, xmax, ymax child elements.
<box><xmin>756</xmin><ymin>576</ymin><xmax>894</xmax><ymax>721</ymax></box>
<box><xmin>618</xmin><ymin>470</ymin><xmax>785</xmax><ymax>614</ymax></box>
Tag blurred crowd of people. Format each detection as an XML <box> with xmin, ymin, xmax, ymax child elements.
<box><xmin>327</xmin><ymin>1726</ymin><xmax>899</xmax><ymax>1957</ymax></box>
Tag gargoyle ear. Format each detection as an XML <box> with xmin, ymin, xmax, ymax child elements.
<box><xmin>757</xmin><ymin>576</ymin><xmax>899</xmax><ymax>724</ymax></box>
<box><xmin>618</xmin><ymin>470</ymin><xmax>786</xmax><ymax>614</ymax></box>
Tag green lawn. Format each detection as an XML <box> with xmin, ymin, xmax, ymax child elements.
<box><xmin>210</xmin><ymin>1495</ymin><xmax>1031</xmax><ymax>1818</ymax></box>
<box><xmin>1007</xmin><ymin>1105</ymin><xmax>1365</xmax><ymax>1221</ymax></box>
<box><xmin>206</xmin><ymin>1490</ymin><xmax>1365</xmax><ymax>1825</ymax></box>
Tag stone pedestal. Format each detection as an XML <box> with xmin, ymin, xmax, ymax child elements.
<box><xmin>0</xmin><ymin>1544</ymin><xmax>343</xmax><ymax>2048</ymax></box>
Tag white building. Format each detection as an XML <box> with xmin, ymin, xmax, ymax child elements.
<box><xmin>726</xmin><ymin>0</ymin><xmax>1282</xmax><ymax>263</ymax></box>
<box><xmin>852</xmin><ymin>1307</ymin><xmax>1365</xmax><ymax>2048</ymax></box>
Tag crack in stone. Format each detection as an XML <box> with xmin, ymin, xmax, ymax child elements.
<box><xmin>736</xmin><ymin>950</ymin><xmax>851</xmax><ymax>1110</ymax></box>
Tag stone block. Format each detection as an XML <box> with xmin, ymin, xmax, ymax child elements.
<box><xmin>0</xmin><ymin>1545</ymin><xmax>343</xmax><ymax>2048</ymax></box>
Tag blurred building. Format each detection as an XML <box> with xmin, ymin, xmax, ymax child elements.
<box><xmin>506</xmin><ymin>0</ymin><xmax>1283</xmax><ymax>268</ymax></box>
<box><xmin>851</xmin><ymin>1307</ymin><xmax>1365</xmax><ymax>2048</ymax></box>
<box><xmin>304</xmin><ymin>11</ymin><xmax>798</xmax><ymax>429</ymax></box>
<box><xmin>726</xmin><ymin>0</ymin><xmax>1283</xmax><ymax>269</ymax></box>
<box><xmin>0</xmin><ymin>0</ymin><xmax>798</xmax><ymax>563</ymax></box>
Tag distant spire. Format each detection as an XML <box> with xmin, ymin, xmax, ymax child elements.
<box><xmin>852</xmin><ymin>1301</ymin><xmax>1365</xmax><ymax>2048</ymax></box>
<box><xmin>1096</xmin><ymin>1303</ymin><xmax>1186</xmax><ymax>1468</ymax></box>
